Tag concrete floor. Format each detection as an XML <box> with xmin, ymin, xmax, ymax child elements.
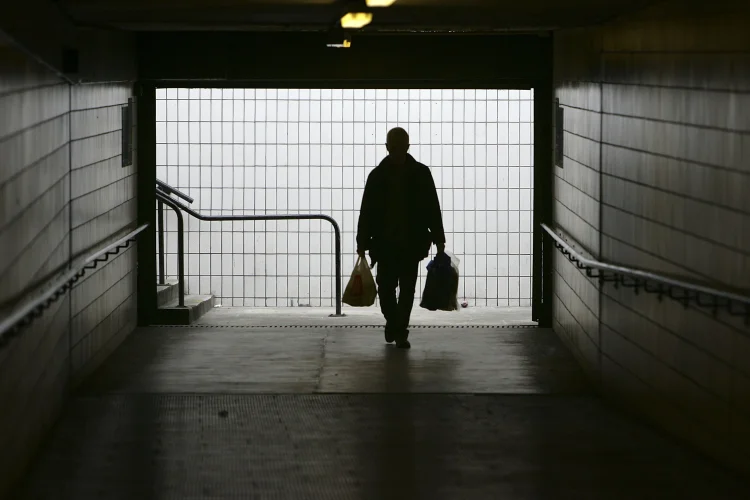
<box><xmin>76</xmin><ymin>324</ymin><xmax>584</xmax><ymax>395</ymax></box>
<box><xmin>197</xmin><ymin>305</ymin><xmax>534</xmax><ymax>327</ymax></box>
<box><xmin>14</xmin><ymin>310</ymin><xmax>749</xmax><ymax>499</ymax></box>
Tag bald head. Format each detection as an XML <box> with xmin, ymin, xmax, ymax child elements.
<box><xmin>386</xmin><ymin>127</ymin><xmax>409</xmax><ymax>165</ymax></box>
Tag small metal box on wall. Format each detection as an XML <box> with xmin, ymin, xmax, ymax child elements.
<box><xmin>122</xmin><ymin>97</ymin><xmax>134</xmax><ymax>167</ymax></box>
<box><xmin>555</xmin><ymin>98</ymin><xmax>563</xmax><ymax>168</ymax></box>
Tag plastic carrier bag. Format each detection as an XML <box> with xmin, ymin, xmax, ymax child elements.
<box><xmin>419</xmin><ymin>251</ymin><xmax>460</xmax><ymax>312</ymax></box>
<box><xmin>343</xmin><ymin>256</ymin><xmax>377</xmax><ymax>307</ymax></box>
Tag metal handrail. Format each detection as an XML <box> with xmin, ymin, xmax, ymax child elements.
<box><xmin>155</xmin><ymin>190</ymin><xmax>344</xmax><ymax>317</ymax></box>
<box><xmin>156</xmin><ymin>179</ymin><xmax>194</xmax><ymax>204</ymax></box>
<box><xmin>157</xmin><ymin>198</ymin><xmax>167</xmax><ymax>284</ymax></box>
<box><xmin>155</xmin><ymin>180</ymin><xmax>192</xmax><ymax>284</ymax></box>
<box><xmin>0</xmin><ymin>224</ymin><xmax>149</xmax><ymax>347</ymax></box>
<box><xmin>541</xmin><ymin>223</ymin><xmax>750</xmax><ymax>321</ymax></box>
<box><xmin>155</xmin><ymin>193</ymin><xmax>187</xmax><ymax>307</ymax></box>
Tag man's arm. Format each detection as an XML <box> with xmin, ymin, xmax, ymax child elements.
<box><xmin>356</xmin><ymin>173</ymin><xmax>374</xmax><ymax>257</ymax></box>
<box><xmin>425</xmin><ymin>168</ymin><xmax>446</xmax><ymax>253</ymax></box>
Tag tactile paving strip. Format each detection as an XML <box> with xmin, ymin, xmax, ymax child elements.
<box><xmin>155</xmin><ymin>324</ymin><xmax>539</xmax><ymax>329</ymax></box>
<box><xmin>15</xmin><ymin>394</ymin><xmax>748</xmax><ymax>500</ymax></box>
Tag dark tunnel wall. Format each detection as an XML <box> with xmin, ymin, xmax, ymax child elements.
<box><xmin>552</xmin><ymin>0</ymin><xmax>750</xmax><ymax>475</ymax></box>
<box><xmin>0</xmin><ymin>16</ymin><xmax>139</xmax><ymax>494</ymax></box>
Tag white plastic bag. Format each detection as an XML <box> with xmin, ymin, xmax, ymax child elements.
<box><xmin>343</xmin><ymin>256</ymin><xmax>377</xmax><ymax>307</ymax></box>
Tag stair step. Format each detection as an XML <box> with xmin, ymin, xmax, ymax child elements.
<box><xmin>155</xmin><ymin>294</ymin><xmax>215</xmax><ymax>325</ymax></box>
<box><xmin>157</xmin><ymin>279</ymin><xmax>180</xmax><ymax>308</ymax></box>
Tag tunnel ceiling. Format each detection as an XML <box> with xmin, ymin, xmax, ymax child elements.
<box><xmin>60</xmin><ymin>0</ymin><xmax>658</xmax><ymax>32</ymax></box>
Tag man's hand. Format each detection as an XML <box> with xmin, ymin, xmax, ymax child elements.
<box><xmin>436</xmin><ymin>243</ymin><xmax>446</xmax><ymax>254</ymax></box>
<box><xmin>357</xmin><ymin>248</ymin><xmax>366</xmax><ymax>259</ymax></box>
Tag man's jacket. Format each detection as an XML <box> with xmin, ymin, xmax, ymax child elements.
<box><xmin>357</xmin><ymin>154</ymin><xmax>446</xmax><ymax>263</ymax></box>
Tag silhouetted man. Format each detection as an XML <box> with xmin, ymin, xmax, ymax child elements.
<box><xmin>357</xmin><ymin>127</ymin><xmax>446</xmax><ymax>349</ymax></box>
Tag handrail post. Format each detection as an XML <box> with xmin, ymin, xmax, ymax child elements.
<box><xmin>329</xmin><ymin>217</ymin><xmax>344</xmax><ymax>317</ymax></box>
<box><xmin>176</xmin><ymin>208</ymin><xmax>185</xmax><ymax>308</ymax></box>
<box><xmin>156</xmin><ymin>193</ymin><xmax>186</xmax><ymax>307</ymax></box>
<box><xmin>158</xmin><ymin>200</ymin><xmax>165</xmax><ymax>285</ymax></box>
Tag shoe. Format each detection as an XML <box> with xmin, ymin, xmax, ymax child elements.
<box><xmin>396</xmin><ymin>339</ymin><xmax>411</xmax><ymax>349</ymax></box>
<box><xmin>384</xmin><ymin>323</ymin><xmax>395</xmax><ymax>343</ymax></box>
<box><xmin>384</xmin><ymin>329</ymin><xmax>394</xmax><ymax>343</ymax></box>
<box><xmin>395</xmin><ymin>329</ymin><xmax>410</xmax><ymax>348</ymax></box>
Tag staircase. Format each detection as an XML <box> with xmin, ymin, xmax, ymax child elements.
<box><xmin>155</xmin><ymin>279</ymin><xmax>215</xmax><ymax>325</ymax></box>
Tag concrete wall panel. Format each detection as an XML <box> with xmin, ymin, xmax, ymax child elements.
<box><xmin>0</xmin><ymin>40</ymin><xmax>138</xmax><ymax>495</ymax></box>
<box><xmin>553</xmin><ymin>0</ymin><xmax>750</xmax><ymax>474</ymax></box>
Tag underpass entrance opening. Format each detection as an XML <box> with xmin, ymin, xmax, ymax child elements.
<box><xmin>155</xmin><ymin>87</ymin><xmax>536</xmax><ymax>322</ymax></box>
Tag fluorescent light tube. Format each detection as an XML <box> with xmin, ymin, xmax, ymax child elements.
<box><xmin>340</xmin><ymin>12</ymin><xmax>373</xmax><ymax>29</ymax></box>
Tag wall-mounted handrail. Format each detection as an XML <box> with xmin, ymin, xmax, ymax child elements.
<box><xmin>155</xmin><ymin>188</ymin><xmax>344</xmax><ymax>317</ymax></box>
<box><xmin>541</xmin><ymin>223</ymin><xmax>750</xmax><ymax>322</ymax></box>
<box><xmin>0</xmin><ymin>224</ymin><xmax>149</xmax><ymax>348</ymax></box>
<box><xmin>156</xmin><ymin>179</ymin><xmax>194</xmax><ymax>204</ymax></box>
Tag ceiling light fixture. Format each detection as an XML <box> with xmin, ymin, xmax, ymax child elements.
<box><xmin>340</xmin><ymin>12</ymin><xmax>373</xmax><ymax>29</ymax></box>
<box><xmin>366</xmin><ymin>0</ymin><xmax>397</xmax><ymax>6</ymax></box>
<box><xmin>326</xmin><ymin>26</ymin><xmax>352</xmax><ymax>48</ymax></box>
<box><xmin>326</xmin><ymin>34</ymin><xmax>352</xmax><ymax>48</ymax></box>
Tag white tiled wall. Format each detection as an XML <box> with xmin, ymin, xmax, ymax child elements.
<box><xmin>156</xmin><ymin>88</ymin><xmax>534</xmax><ymax>307</ymax></box>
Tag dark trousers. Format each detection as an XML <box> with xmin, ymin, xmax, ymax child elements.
<box><xmin>376</xmin><ymin>257</ymin><xmax>420</xmax><ymax>339</ymax></box>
